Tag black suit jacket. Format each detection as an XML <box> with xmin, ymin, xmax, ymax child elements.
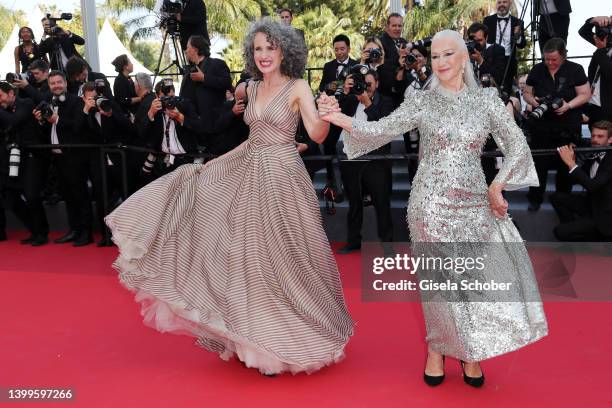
<box><xmin>179</xmin><ymin>56</ymin><xmax>232</xmax><ymax>138</ymax></box>
<box><xmin>570</xmin><ymin>153</ymin><xmax>612</xmax><ymax>236</ymax></box>
<box><xmin>0</xmin><ymin>97</ymin><xmax>45</xmax><ymax>147</ymax></box>
<box><xmin>19</xmin><ymin>81</ymin><xmax>50</xmax><ymax>104</ymax></box>
<box><xmin>206</xmin><ymin>100</ymin><xmax>249</xmax><ymax>155</ymax></box>
<box><xmin>339</xmin><ymin>92</ymin><xmax>394</xmax><ymax>156</ymax></box>
<box><xmin>113</xmin><ymin>74</ymin><xmax>138</xmax><ymax>115</ymax></box>
<box><xmin>80</xmin><ymin>99</ymin><xmax>137</xmax><ymax>146</ymax></box>
<box><xmin>483</xmin><ymin>14</ymin><xmax>527</xmax><ymax>59</ymax></box>
<box><xmin>179</xmin><ymin>0</ymin><xmax>209</xmax><ymax>49</ymax></box>
<box><xmin>39</xmin><ymin>33</ymin><xmax>85</xmax><ymax>70</ymax></box>
<box><xmin>319</xmin><ymin>57</ymin><xmax>358</xmax><ymax>93</ymax></box>
<box><xmin>475</xmin><ymin>43</ymin><xmax>507</xmax><ymax>86</ymax></box>
<box><xmin>38</xmin><ymin>92</ymin><xmax>84</xmax><ymax>147</ymax></box>
<box><xmin>535</xmin><ymin>0</ymin><xmax>571</xmax><ymax>15</ymax></box>
<box><xmin>68</xmin><ymin>71</ymin><xmax>112</xmax><ymax>98</ymax></box>
<box><xmin>379</xmin><ymin>32</ymin><xmax>400</xmax><ymax>72</ymax></box>
<box><xmin>138</xmin><ymin>98</ymin><xmax>200</xmax><ymax>154</ymax></box>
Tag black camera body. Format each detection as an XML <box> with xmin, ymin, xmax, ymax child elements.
<box><xmin>530</xmin><ymin>95</ymin><xmax>564</xmax><ymax>119</ymax></box>
<box><xmin>5</xmin><ymin>72</ymin><xmax>32</xmax><ymax>85</ymax></box>
<box><xmin>160</xmin><ymin>96</ymin><xmax>184</xmax><ymax>110</ymax></box>
<box><xmin>366</xmin><ymin>48</ymin><xmax>383</xmax><ymax>64</ymax></box>
<box><xmin>465</xmin><ymin>40</ymin><xmax>479</xmax><ymax>54</ymax></box>
<box><xmin>95</xmin><ymin>97</ymin><xmax>112</xmax><ymax>113</ymax></box>
<box><xmin>160</xmin><ymin>0</ymin><xmax>184</xmax><ymax>35</ymax></box>
<box><xmin>185</xmin><ymin>64</ymin><xmax>200</xmax><ymax>74</ymax></box>
<box><xmin>342</xmin><ymin>64</ymin><xmax>370</xmax><ymax>95</ymax></box>
<box><xmin>45</xmin><ymin>13</ymin><xmax>72</xmax><ymax>39</ymax></box>
<box><xmin>595</xmin><ymin>23</ymin><xmax>612</xmax><ymax>47</ymax></box>
<box><xmin>405</xmin><ymin>53</ymin><xmax>417</xmax><ymax>66</ymax></box>
<box><xmin>35</xmin><ymin>101</ymin><xmax>54</xmax><ymax>120</ymax></box>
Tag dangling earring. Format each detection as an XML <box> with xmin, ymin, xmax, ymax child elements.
<box><xmin>461</xmin><ymin>63</ymin><xmax>466</xmax><ymax>77</ymax></box>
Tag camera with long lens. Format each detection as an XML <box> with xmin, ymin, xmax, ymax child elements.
<box><xmin>141</xmin><ymin>153</ymin><xmax>156</xmax><ymax>175</ymax></box>
<box><xmin>95</xmin><ymin>97</ymin><xmax>112</xmax><ymax>113</ymax></box>
<box><xmin>594</xmin><ymin>23</ymin><xmax>612</xmax><ymax>47</ymax></box>
<box><xmin>5</xmin><ymin>72</ymin><xmax>32</xmax><ymax>84</ymax></box>
<box><xmin>410</xmin><ymin>37</ymin><xmax>432</xmax><ymax>48</ymax></box>
<box><xmin>480</xmin><ymin>73</ymin><xmax>495</xmax><ymax>88</ymax></box>
<box><xmin>366</xmin><ymin>48</ymin><xmax>383</xmax><ymax>64</ymax></box>
<box><xmin>530</xmin><ymin>95</ymin><xmax>564</xmax><ymax>119</ymax></box>
<box><xmin>159</xmin><ymin>0</ymin><xmax>185</xmax><ymax>35</ymax></box>
<box><xmin>465</xmin><ymin>40</ymin><xmax>480</xmax><ymax>54</ymax></box>
<box><xmin>404</xmin><ymin>53</ymin><xmax>417</xmax><ymax>66</ymax></box>
<box><xmin>45</xmin><ymin>13</ymin><xmax>72</xmax><ymax>38</ymax></box>
<box><xmin>35</xmin><ymin>100</ymin><xmax>54</xmax><ymax>120</ymax></box>
<box><xmin>7</xmin><ymin>143</ymin><xmax>21</xmax><ymax>178</ymax></box>
<box><xmin>341</xmin><ymin>64</ymin><xmax>370</xmax><ymax>95</ymax></box>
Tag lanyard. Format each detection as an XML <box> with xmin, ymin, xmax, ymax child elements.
<box><xmin>497</xmin><ymin>18</ymin><xmax>510</xmax><ymax>45</ymax></box>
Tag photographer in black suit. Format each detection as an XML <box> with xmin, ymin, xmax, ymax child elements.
<box><xmin>177</xmin><ymin>0</ymin><xmax>209</xmax><ymax>50</ymax></box>
<box><xmin>33</xmin><ymin>71</ymin><xmax>93</xmax><ymax>246</ymax></box>
<box><xmin>378</xmin><ymin>13</ymin><xmax>411</xmax><ymax>107</ymax></box>
<box><xmin>536</xmin><ymin>0</ymin><xmax>572</xmax><ymax>53</ymax></box>
<box><xmin>139</xmin><ymin>79</ymin><xmax>200</xmax><ymax>176</ymax></box>
<box><xmin>180</xmin><ymin>35</ymin><xmax>231</xmax><ymax>144</ymax></box>
<box><xmin>65</xmin><ymin>57</ymin><xmax>112</xmax><ymax>98</ymax></box>
<box><xmin>336</xmin><ymin>70</ymin><xmax>394</xmax><ymax>254</ymax></box>
<box><xmin>467</xmin><ymin>23</ymin><xmax>507</xmax><ymax>87</ymax></box>
<box><xmin>39</xmin><ymin>17</ymin><xmax>85</xmax><ymax>71</ymax></box>
<box><xmin>552</xmin><ymin>121</ymin><xmax>612</xmax><ymax>241</ymax></box>
<box><xmin>483</xmin><ymin>0</ymin><xmax>527</xmax><ymax>93</ymax></box>
<box><xmin>579</xmin><ymin>16</ymin><xmax>612</xmax><ymax>125</ymax></box>
<box><xmin>207</xmin><ymin>79</ymin><xmax>249</xmax><ymax>156</ymax></box>
<box><xmin>79</xmin><ymin>82</ymin><xmax>138</xmax><ymax>246</ymax></box>
<box><xmin>11</xmin><ymin>59</ymin><xmax>50</xmax><ymax>104</ymax></box>
<box><xmin>0</xmin><ymin>82</ymin><xmax>38</xmax><ymax>243</ymax></box>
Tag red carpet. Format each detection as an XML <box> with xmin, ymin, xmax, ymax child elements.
<box><xmin>1</xmin><ymin>231</ymin><xmax>610</xmax><ymax>407</ymax></box>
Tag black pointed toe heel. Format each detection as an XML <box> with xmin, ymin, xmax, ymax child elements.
<box><xmin>460</xmin><ymin>360</ymin><xmax>485</xmax><ymax>388</ymax></box>
<box><xmin>423</xmin><ymin>355</ymin><xmax>445</xmax><ymax>386</ymax></box>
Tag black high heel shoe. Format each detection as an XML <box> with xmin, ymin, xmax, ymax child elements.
<box><xmin>460</xmin><ymin>360</ymin><xmax>485</xmax><ymax>388</ymax></box>
<box><xmin>423</xmin><ymin>355</ymin><xmax>445</xmax><ymax>386</ymax></box>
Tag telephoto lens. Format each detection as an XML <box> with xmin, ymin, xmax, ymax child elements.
<box><xmin>8</xmin><ymin>144</ymin><xmax>21</xmax><ymax>178</ymax></box>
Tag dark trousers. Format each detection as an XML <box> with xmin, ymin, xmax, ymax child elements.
<box><xmin>323</xmin><ymin>125</ymin><xmax>342</xmax><ymax>185</ymax></box>
<box><xmin>501</xmin><ymin>56</ymin><xmax>517</xmax><ymax>95</ymax></box>
<box><xmin>89</xmin><ymin>153</ymin><xmax>126</xmax><ymax>234</ymax></box>
<box><xmin>340</xmin><ymin>159</ymin><xmax>393</xmax><ymax>245</ymax></box>
<box><xmin>538</xmin><ymin>12</ymin><xmax>570</xmax><ymax>53</ymax></box>
<box><xmin>0</xmin><ymin>186</ymin><xmax>31</xmax><ymax>234</ymax></box>
<box><xmin>54</xmin><ymin>152</ymin><xmax>93</xmax><ymax>233</ymax></box>
<box><xmin>527</xmin><ymin>129</ymin><xmax>578</xmax><ymax>205</ymax></box>
<box><xmin>22</xmin><ymin>152</ymin><xmax>51</xmax><ymax>236</ymax></box>
<box><xmin>550</xmin><ymin>191</ymin><xmax>608</xmax><ymax>241</ymax></box>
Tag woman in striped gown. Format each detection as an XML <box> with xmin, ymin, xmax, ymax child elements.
<box><xmin>105</xmin><ymin>18</ymin><xmax>355</xmax><ymax>375</ymax></box>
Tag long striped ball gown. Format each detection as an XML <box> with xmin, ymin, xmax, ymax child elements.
<box><xmin>105</xmin><ymin>78</ymin><xmax>355</xmax><ymax>375</ymax></box>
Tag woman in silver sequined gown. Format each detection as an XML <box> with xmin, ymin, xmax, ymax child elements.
<box><xmin>320</xmin><ymin>30</ymin><xmax>548</xmax><ymax>386</ymax></box>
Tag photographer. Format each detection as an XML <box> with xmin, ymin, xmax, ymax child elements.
<box><xmin>175</xmin><ymin>0</ymin><xmax>210</xmax><ymax>50</ymax></box>
<box><xmin>0</xmin><ymin>82</ymin><xmax>39</xmax><ymax>244</ymax></box>
<box><xmin>79</xmin><ymin>82</ymin><xmax>138</xmax><ymax>246</ymax></box>
<box><xmin>578</xmin><ymin>16</ymin><xmax>612</xmax><ymax>125</ymax></box>
<box><xmin>483</xmin><ymin>0</ymin><xmax>527</xmax><ymax>93</ymax></box>
<box><xmin>552</xmin><ymin>121</ymin><xmax>612</xmax><ymax>241</ymax></box>
<box><xmin>536</xmin><ymin>0</ymin><xmax>572</xmax><ymax>53</ymax></box>
<box><xmin>139</xmin><ymin>79</ymin><xmax>200</xmax><ymax>176</ymax></box>
<box><xmin>33</xmin><ymin>70</ymin><xmax>93</xmax><ymax>246</ymax></box>
<box><xmin>11</xmin><ymin>59</ymin><xmax>50</xmax><ymax>104</ymax></box>
<box><xmin>523</xmin><ymin>38</ymin><xmax>591</xmax><ymax>211</ymax></box>
<box><xmin>206</xmin><ymin>79</ymin><xmax>249</xmax><ymax>156</ymax></box>
<box><xmin>65</xmin><ymin>57</ymin><xmax>112</xmax><ymax>98</ymax></box>
<box><xmin>467</xmin><ymin>23</ymin><xmax>507</xmax><ymax>87</ymax></box>
<box><xmin>336</xmin><ymin>69</ymin><xmax>394</xmax><ymax>254</ymax></box>
<box><xmin>39</xmin><ymin>16</ymin><xmax>85</xmax><ymax>72</ymax></box>
<box><xmin>180</xmin><ymin>34</ymin><xmax>231</xmax><ymax>143</ymax></box>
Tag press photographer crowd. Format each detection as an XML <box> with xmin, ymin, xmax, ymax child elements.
<box><xmin>0</xmin><ymin>0</ymin><xmax>611</xmax><ymax>250</ymax></box>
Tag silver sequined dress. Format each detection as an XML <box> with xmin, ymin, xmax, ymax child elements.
<box><xmin>345</xmin><ymin>86</ymin><xmax>548</xmax><ymax>361</ymax></box>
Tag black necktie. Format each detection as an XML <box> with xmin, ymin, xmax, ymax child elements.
<box><xmin>498</xmin><ymin>17</ymin><xmax>509</xmax><ymax>21</ymax></box>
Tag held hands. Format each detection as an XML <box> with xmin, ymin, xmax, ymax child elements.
<box><xmin>488</xmin><ymin>183</ymin><xmax>508</xmax><ymax>219</ymax></box>
<box><xmin>316</xmin><ymin>93</ymin><xmax>341</xmax><ymax>122</ymax></box>
<box><xmin>557</xmin><ymin>144</ymin><xmax>577</xmax><ymax>168</ymax></box>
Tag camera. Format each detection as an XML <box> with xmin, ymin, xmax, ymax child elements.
<box><xmin>7</xmin><ymin>143</ymin><xmax>21</xmax><ymax>178</ymax></box>
<box><xmin>594</xmin><ymin>23</ymin><xmax>612</xmax><ymax>47</ymax></box>
<box><xmin>45</xmin><ymin>13</ymin><xmax>72</xmax><ymax>38</ymax></box>
<box><xmin>5</xmin><ymin>72</ymin><xmax>32</xmax><ymax>84</ymax></box>
<box><xmin>94</xmin><ymin>79</ymin><xmax>107</xmax><ymax>96</ymax></box>
<box><xmin>141</xmin><ymin>153</ymin><xmax>156</xmax><ymax>175</ymax></box>
<box><xmin>410</xmin><ymin>37</ymin><xmax>432</xmax><ymax>48</ymax></box>
<box><xmin>35</xmin><ymin>101</ymin><xmax>54</xmax><ymax>120</ymax></box>
<box><xmin>366</xmin><ymin>48</ymin><xmax>383</xmax><ymax>64</ymax></box>
<box><xmin>95</xmin><ymin>97</ymin><xmax>112</xmax><ymax>113</ymax></box>
<box><xmin>159</xmin><ymin>0</ymin><xmax>184</xmax><ymax>35</ymax></box>
<box><xmin>529</xmin><ymin>95</ymin><xmax>564</xmax><ymax>119</ymax></box>
<box><xmin>340</xmin><ymin>64</ymin><xmax>370</xmax><ymax>95</ymax></box>
<box><xmin>185</xmin><ymin>64</ymin><xmax>200</xmax><ymax>74</ymax></box>
<box><xmin>480</xmin><ymin>74</ymin><xmax>495</xmax><ymax>88</ymax></box>
<box><xmin>404</xmin><ymin>53</ymin><xmax>417</xmax><ymax>66</ymax></box>
<box><xmin>465</xmin><ymin>40</ymin><xmax>479</xmax><ymax>54</ymax></box>
<box><xmin>160</xmin><ymin>95</ymin><xmax>184</xmax><ymax>110</ymax></box>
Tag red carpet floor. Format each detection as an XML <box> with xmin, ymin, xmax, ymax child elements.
<box><xmin>1</xmin><ymin>231</ymin><xmax>611</xmax><ymax>408</ymax></box>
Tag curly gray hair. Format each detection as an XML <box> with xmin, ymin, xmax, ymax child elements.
<box><xmin>243</xmin><ymin>17</ymin><xmax>307</xmax><ymax>80</ymax></box>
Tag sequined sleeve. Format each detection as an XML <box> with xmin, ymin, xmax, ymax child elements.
<box><xmin>344</xmin><ymin>88</ymin><xmax>423</xmax><ymax>159</ymax></box>
<box><xmin>486</xmin><ymin>88</ymin><xmax>539</xmax><ymax>191</ymax></box>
